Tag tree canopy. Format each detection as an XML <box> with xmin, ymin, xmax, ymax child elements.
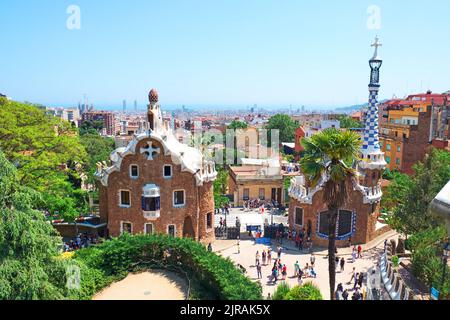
<box><xmin>336</xmin><ymin>115</ymin><xmax>363</xmax><ymax>129</ymax></box>
<box><xmin>265</xmin><ymin>114</ymin><xmax>299</xmax><ymax>143</ymax></box>
<box><xmin>384</xmin><ymin>149</ymin><xmax>450</xmax><ymax>236</ymax></box>
<box><xmin>300</xmin><ymin>128</ymin><xmax>361</xmax><ymax>299</ymax></box>
<box><xmin>227</xmin><ymin>120</ymin><xmax>248</xmax><ymax>130</ymax></box>
<box><xmin>0</xmin><ymin>151</ymin><xmax>68</xmax><ymax>300</ymax></box>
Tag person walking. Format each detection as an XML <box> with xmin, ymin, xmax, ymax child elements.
<box><xmin>349</xmin><ymin>267</ymin><xmax>357</xmax><ymax>284</ymax></box>
<box><xmin>342</xmin><ymin>289</ymin><xmax>349</xmax><ymax>300</ymax></box>
<box><xmin>294</xmin><ymin>261</ymin><xmax>300</xmax><ymax>277</ymax></box>
<box><xmin>353</xmin><ymin>272</ymin><xmax>359</xmax><ymax>290</ymax></box>
<box><xmin>297</xmin><ymin>270</ymin><xmax>304</xmax><ymax>285</ymax></box>
<box><xmin>262</xmin><ymin>250</ymin><xmax>267</xmax><ymax>265</ymax></box>
<box><xmin>310</xmin><ymin>252</ymin><xmax>316</xmax><ymax>267</ymax></box>
<box><xmin>340</xmin><ymin>257</ymin><xmax>345</xmax><ymax>272</ymax></box>
<box><xmin>357</xmin><ymin>272</ymin><xmax>364</xmax><ymax>289</ymax></box>
<box><xmin>267</xmin><ymin>248</ymin><xmax>272</xmax><ymax>264</ymax></box>
<box><xmin>277</xmin><ymin>246</ymin><xmax>282</xmax><ymax>259</ymax></box>
<box><xmin>357</xmin><ymin>245</ymin><xmax>362</xmax><ymax>259</ymax></box>
<box><xmin>352</xmin><ymin>247</ymin><xmax>356</xmax><ymax>263</ymax></box>
<box><xmin>298</xmin><ymin>237</ymin><xmax>303</xmax><ymax>251</ymax></box>
<box><xmin>282</xmin><ymin>264</ymin><xmax>287</xmax><ymax>280</ymax></box>
<box><xmin>256</xmin><ymin>262</ymin><xmax>262</xmax><ymax>279</ymax></box>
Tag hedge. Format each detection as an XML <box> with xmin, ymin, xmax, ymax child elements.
<box><xmin>69</xmin><ymin>234</ymin><xmax>262</xmax><ymax>300</ymax></box>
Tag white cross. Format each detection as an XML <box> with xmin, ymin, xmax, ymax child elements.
<box><xmin>140</xmin><ymin>141</ymin><xmax>160</xmax><ymax>160</ymax></box>
<box><xmin>371</xmin><ymin>36</ymin><xmax>382</xmax><ymax>59</ymax></box>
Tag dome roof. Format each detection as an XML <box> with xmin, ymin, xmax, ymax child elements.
<box><xmin>149</xmin><ymin>88</ymin><xmax>159</xmax><ymax>103</ymax></box>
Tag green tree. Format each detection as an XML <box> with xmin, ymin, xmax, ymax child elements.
<box><xmin>387</xmin><ymin>149</ymin><xmax>450</xmax><ymax>236</ymax></box>
<box><xmin>80</xmin><ymin>134</ymin><xmax>115</xmax><ymax>185</ymax></box>
<box><xmin>0</xmin><ymin>99</ymin><xmax>87</xmax><ymax>190</ymax></box>
<box><xmin>336</xmin><ymin>115</ymin><xmax>363</xmax><ymax>129</ymax></box>
<box><xmin>79</xmin><ymin>120</ymin><xmax>104</xmax><ymax>136</ymax></box>
<box><xmin>265</xmin><ymin>114</ymin><xmax>299</xmax><ymax>143</ymax></box>
<box><xmin>284</xmin><ymin>283</ymin><xmax>323</xmax><ymax>300</ymax></box>
<box><xmin>228</xmin><ymin>120</ymin><xmax>248</xmax><ymax>130</ymax></box>
<box><xmin>300</xmin><ymin>128</ymin><xmax>361</xmax><ymax>300</ymax></box>
<box><xmin>0</xmin><ymin>151</ymin><xmax>67</xmax><ymax>300</ymax></box>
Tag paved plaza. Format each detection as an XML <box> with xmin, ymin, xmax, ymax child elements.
<box><xmin>212</xmin><ymin>210</ymin><xmax>397</xmax><ymax>300</ymax></box>
<box><xmin>214</xmin><ymin>207</ymin><xmax>288</xmax><ymax>231</ymax></box>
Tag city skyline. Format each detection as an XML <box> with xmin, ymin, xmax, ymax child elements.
<box><xmin>1</xmin><ymin>0</ymin><xmax>449</xmax><ymax>108</ymax></box>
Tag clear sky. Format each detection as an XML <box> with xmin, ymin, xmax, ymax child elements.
<box><xmin>0</xmin><ymin>0</ymin><xmax>449</xmax><ymax>109</ymax></box>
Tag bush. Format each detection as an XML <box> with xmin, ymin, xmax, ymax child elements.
<box><xmin>392</xmin><ymin>255</ymin><xmax>399</xmax><ymax>267</ymax></box>
<box><xmin>272</xmin><ymin>282</ymin><xmax>290</xmax><ymax>300</ymax></box>
<box><xmin>408</xmin><ymin>226</ymin><xmax>449</xmax><ymax>299</ymax></box>
<box><xmin>71</xmin><ymin>234</ymin><xmax>262</xmax><ymax>300</ymax></box>
<box><xmin>284</xmin><ymin>282</ymin><xmax>323</xmax><ymax>300</ymax></box>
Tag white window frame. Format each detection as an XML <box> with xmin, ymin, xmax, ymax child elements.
<box><xmin>144</xmin><ymin>223</ymin><xmax>154</xmax><ymax>235</ymax></box>
<box><xmin>129</xmin><ymin>164</ymin><xmax>139</xmax><ymax>179</ymax></box>
<box><xmin>294</xmin><ymin>206</ymin><xmax>304</xmax><ymax>227</ymax></box>
<box><xmin>173</xmin><ymin>189</ymin><xmax>186</xmax><ymax>207</ymax></box>
<box><xmin>119</xmin><ymin>189</ymin><xmax>131</xmax><ymax>208</ymax></box>
<box><xmin>167</xmin><ymin>224</ymin><xmax>177</xmax><ymax>237</ymax></box>
<box><xmin>120</xmin><ymin>221</ymin><xmax>133</xmax><ymax>234</ymax></box>
<box><xmin>163</xmin><ymin>164</ymin><xmax>173</xmax><ymax>179</ymax></box>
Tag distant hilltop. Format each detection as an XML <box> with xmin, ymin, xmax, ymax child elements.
<box><xmin>335</xmin><ymin>99</ymin><xmax>388</xmax><ymax>113</ymax></box>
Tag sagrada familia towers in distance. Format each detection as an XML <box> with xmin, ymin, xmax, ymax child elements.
<box><xmin>288</xmin><ymin>37</ymin><xmax>388</xmax><ymax>247</ymax></box>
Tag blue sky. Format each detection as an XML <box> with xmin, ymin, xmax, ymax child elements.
<box><xmin>0</xmin><ymin>0</ymin><xmax>449</xmax><ymax>109</ymax></box>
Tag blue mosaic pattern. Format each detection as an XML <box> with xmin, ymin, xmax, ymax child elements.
<box><xmin>316</xmin><ymin>212</ymin><xmax>356</xmax><ymax>240</ymax></box>
<box><xmin>362</xmin><ymin>89</ymin><xmax>381</xmax><ymax>151</ymax></box>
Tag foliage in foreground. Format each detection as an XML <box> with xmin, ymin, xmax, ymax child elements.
<box><xmin>272</xmin><ymin>282</ymin><xmax>323</xmax><ymax>300</ymax></box>
<box><xmin>71</xmin><ymin>234</ymin><xmax>263</xmax><ymax>300</ymax></box>
<box><xmin>407</xmin><ymin>226</ymin><xmax>449</xmax><ymax>299</ymax></box>
<box><xmin>0</xmin><ymin>151</ymin><xmax>68</xmax><ymax>300</ymax></box>
<box><xmin>383</xmin><ymin>149</ymin><xmax>450</xmax><ymax>236</ymax></box>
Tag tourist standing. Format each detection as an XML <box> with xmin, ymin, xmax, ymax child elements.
<box><xmin>268</xmin><ymin>248</ymin><xmax>272</xmax><ymax>264</ymax></box>
<box><xmin>256</xmin><ymin>262</ymin><xmax>262</xmax><ymax>279</ymax></box>
<box><xmin>310</xmin><ymin>252</ymin><xmax>316</xmax><ymax>267</ymax></box>
<box><xmin>357</xmin><ymin>272</ymin><xmax>364</xmax><ymax>289</ymax></box>
<box><xmin>294</xmin><ymin>261</ymin><xmax>300</xmax><ymax>277</ymax></box>
<box><xmin>342</xmin><ymin>289</ymin><xmax>349</xmax><ymax>300</ymax></box>
<box><xmin>340</xmin><ymin>257</ymin><xmax>345</xmax><ymax>272</ymax></box>
<box><xmin>282</xmin><ymin>264</ymin><xmax>287</xmax><ymax>280</ymax></box>
<box><xmin>357</xmin><ymin>245</ymin><xmax>362</xmax><ymax>258</ymax></box>
<box><xmin>255</xmin><ymin>251</ymin><xmax>260</xmax><ymax>266</ymax></box>
<box><xmin>207</xmin><ymin>243</ymin><xmax>212</xmax><ymax>252</ymax></box>
<box><xmin>277</xmin><ymin>246</ymin><xmax>282</xmax><ymax>259</ymax></box>
<box><xmin>262</xmin><ymin>250</ymin><xmax>267</xmax><ymax>265</ymax></box>
<box><xmin>352</xmin><ymin>247</ymin><xmax>356</xmax><ymax>263</ymax></box>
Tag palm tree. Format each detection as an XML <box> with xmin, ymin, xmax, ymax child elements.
<box><xmin>300</xmin><ymin>128</ymin><xmax>361</xmax><ymax>300</ymax></box>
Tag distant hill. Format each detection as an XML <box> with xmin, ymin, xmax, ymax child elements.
<box><xmin>335</xmin><ymin>99</ymin><xmax>388</xmax><ymax>113</ymax></box>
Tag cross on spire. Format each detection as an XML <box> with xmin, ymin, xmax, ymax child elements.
<box><xmin>371</xmin><ymin>36</ymin><xmax>382</xmax><ymax>60</ymax></box>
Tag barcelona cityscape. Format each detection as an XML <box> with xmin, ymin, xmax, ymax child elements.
<box><xmin>0</xmin><ymin>0</ymin><xmax>449</xmax><ymax>312</ymax></box>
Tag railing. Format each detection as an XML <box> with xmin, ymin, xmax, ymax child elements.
<box><xmin>379</xmin><ymin>245</ymin><xmax>416</xmax><ymax>300</ymax></box>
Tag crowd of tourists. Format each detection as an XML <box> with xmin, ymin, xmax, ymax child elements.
<box><xmin>63</xmin><ymin>232</ymin><xmax>100</xmax><ymax>251</ymax></box>
<box><xmin>253</xmin><ymin>247</ymin><xmax>320</xmax><ymax>285</ymax></box>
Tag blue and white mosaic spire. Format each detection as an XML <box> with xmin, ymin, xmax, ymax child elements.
<box><xmin>362</xmin><ymin>36</ymin><xmax>382</xmax><ymax>152</ymax></box>
<box><xmin>359</xmin><ymin>37</ymin><xmax>386</xmax><ymax>171</ymax></box>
